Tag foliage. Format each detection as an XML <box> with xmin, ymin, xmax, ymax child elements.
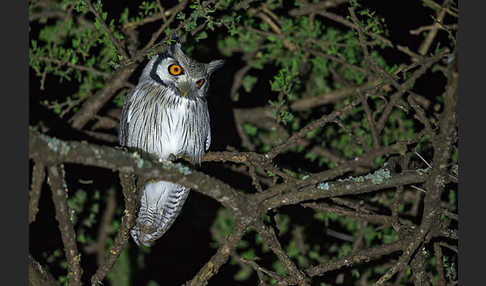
<box><xmin>29</xmin><ymin>0</ymin><xmax>458</xmax><ymax>285</ymax></box>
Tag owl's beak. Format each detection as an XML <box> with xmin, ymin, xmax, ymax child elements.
<box><xmin>178</xmin><ymin>81</ymin><xmax>194</xmax><ymax>97</ymax></box>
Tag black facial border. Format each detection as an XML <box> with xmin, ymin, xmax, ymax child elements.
<box><xmin>149</xmin><ymin>52</ymin><xmax>170</xmax><ymax>86</ymax></box>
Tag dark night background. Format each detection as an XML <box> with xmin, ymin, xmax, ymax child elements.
<box><xmin>29</xmin><ymin>1</ymin><xmax>454</xmax><ymax>285</ymax></box>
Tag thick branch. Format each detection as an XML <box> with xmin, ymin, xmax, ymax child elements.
<box><xmin>47</xmin><ymin>165</ymin><xmax>82</xmax><ymax>286</ymax></box>
<box><xmin>375</xmin><ymin>58</ymin><xmax>457</xmax><ymax>286</ymax></box>
<box><xmin>29</xmin><ymin>255</ymin><xmax>60</xmax><ymax>286</ymax></box>
<box><xmin>70</xmin><ymin>64</ymin><xmax>136</xmax><ymax>129</ymax></box>
<box><xmin>263</xmin><ymin>169</ymin><xmax>428</xmax><ymax>210</ymax></box>
<box><xmin>29</xmin><ymin>161</ymin><xmax>45</xmax><ymax>224</ymax></box>
<box><xmin>29</xmin><ymin>129</ymin><xmax>244</xmax><ymax>213</ymax></box>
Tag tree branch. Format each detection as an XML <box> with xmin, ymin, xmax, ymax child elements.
<box><xmin>69</xmin><ymin>64</ymin><xmax>137</xmax><ymax>129</ymax></box>
<box><xmin>90</xmin><ymin>172</ymin><xmax>137</xmax><ymax>285</ymax></box>
<box><xmin>86</xmin><ymin>0</ymin><xmax>129</xmax><ymax>60</ymax></box>
<box><xmin>47</xmin><ymin>165</ymin><xmax>83</xmax><ymax>286</ymax></box>
<box><xmin>306</xmin><ymin>234</ymin><xmax>413</xmax><ymax>277</ymax></box>
<box><xmin>184</xmin><ymin>219</ymin><xmax>250</xmax><ymax>286</ymax></box>
<box><xmin>29</xmin><ymin>161</ymin><xmax>45</xmax><ymax>224</ymax></box>
<box><xmin>29</xmin><ymin>128</ymin><xmax>244</xmax><ymax>212</ymax></box>
<box><xmin>29</xmin><ymin>254</ymin><xmax>60</xmax><ymax>286</ymax></box>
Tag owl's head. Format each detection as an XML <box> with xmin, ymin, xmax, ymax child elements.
<box><xmin>140</xmin><ymin>41</ymin><xmax>224</xmax><ymax>100</ymax></box>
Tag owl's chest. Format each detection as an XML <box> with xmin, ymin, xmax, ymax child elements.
<box><xmin>147</xmin><ymin>102</ymin><xmax>207</xmax><ymax>158</ymax></box>
<box><xmin>159</xmin><ymin>104</ymin><xmax>191</xmax><ymax>154</ymax></box>
<box><xmin>127</xmin><ymin>91</ymin><xmax>209</xmax><ymax>161</ymax></box>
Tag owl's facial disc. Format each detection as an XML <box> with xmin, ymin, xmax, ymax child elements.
<box><xmin>149</xmin><ymin>52</ymin><xmax>211</xmax><ymax>99</ymax></box>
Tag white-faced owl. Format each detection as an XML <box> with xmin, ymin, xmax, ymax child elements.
<box><xmin>119</xmin><ymin>40</ymin><xmax>223</xmax><ymax>246</ymax></box>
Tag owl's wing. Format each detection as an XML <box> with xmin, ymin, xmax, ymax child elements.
<box><xmin>205</xmin><ymin>109</ymin><xmax>211</xmax><ymax>151</ymax></box>
<box><xmin>205</xmin><ymin>128</ymin><xmax>211</xmax><ymax>151</ymax></box>
<box><xmin>119</xmin><ymin>89</ymin><xmax>135</xmax><ymax>145</ymax></box>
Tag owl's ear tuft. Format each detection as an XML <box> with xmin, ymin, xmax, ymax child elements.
<box><xmin>168</xmin><ymin>33</ymin><xmax>181</xmax><ymax>55</ymax></box>
<box><xmin>207</xmin><ymin>60</ymin><xmax>224</xmax><ymax>74</ymax></box>
<box><xmin>170</xmin><ymin>33</ymin><xmax>179</xmax><ymax>43</ymax></box>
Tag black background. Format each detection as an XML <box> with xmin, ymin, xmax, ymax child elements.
<box><xmin>22</xmin><ymin>1</ymin><xmax>469</xmax><ymax>286</ymax></box>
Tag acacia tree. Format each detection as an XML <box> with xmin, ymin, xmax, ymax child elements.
<box><xmin>29</xmin><ymin>0</ymin><xmax>458</xmax><ymax>285</ymax></box>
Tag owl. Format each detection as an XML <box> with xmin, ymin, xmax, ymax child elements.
<box><xmin>119</xmin><ymin>40</ymin><xmax>223</xmax><ymax>246</ymax></box>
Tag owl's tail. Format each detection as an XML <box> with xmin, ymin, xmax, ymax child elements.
<box><xmin>130</xmin><ymin>180</ymin><xmax>190</xmax><ymax>246</ymax></box>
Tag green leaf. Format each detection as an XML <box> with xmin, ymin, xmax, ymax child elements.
<box><xmin>234</xmin><ymin>267</ymin><xmax>253</xmax><ymax>281</ymax></box>
<box><xmin>195</xmin><ymin>31</ymin><xmax>208</xmax><ymax>42</ymax></box>
<box><xmin>242</xmin><ymin>75</ymin><xmax>258</xmax><ymax>92</ymax></box>
<box><xmin>243</xmin><ymin>123</ymin><xmax>258</xmax><ymax>136</ymax></box>
<box><xmin>273</xmin><ymin>260</ymin><xmax>286</xmax><ymax>276</ymax></box>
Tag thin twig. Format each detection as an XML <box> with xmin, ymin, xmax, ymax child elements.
<box><xmin>141</xmin><ymin>0</ymin><xmax>189</xmax><ymax>51</ymax></box>
<box><xmin>90</xmin><ymin>172</ymin><xmax>137</xmax><ymax>285</ymax></box>
<box><xmin>267</xmin><ymin>97</ymin><xmax>362</xmax><ymax>159</ymax></box>
<box><xmin>415</xmin><ymin>151</ymin><xmax>433</xmax><ymax>169</ymax></box>
<box><xmin>417</xmin><ymin>2</ymin><xmax>448</xmax><ymax>55</ymax></box>
<box><xmin>290</xmin><ymin>80</ymin><xmax>380</xmax><ymax>111</ymax></box>
<box><xmin>184</xmin><ymin>220</ymin><xmax>250</xmax><ymax>286</ymax></box>
<box><xmin>233</xmin><ymin>254</ymin><xmax>284</xmax><ymax>284</ymax></box>
<box><xmin>303</xmin><ymin>202</ymin><xmax>392</xmax><ymax>226</ymax></box>
<box><xmin>122</xmin><ymin>10</ymin><xmax>172</xmax><ymax>30</ymax></box>
<box><xmin>313</xmin><ymin>10</ymin><xmax>393</xmax><ymax>48</ymax></box>
<box><xmin>374</xmin><ymin>219</ymin><xmax>429</xmax><ymax>285</ymax></box>
<box><xmin>86</xmin><ymin>0</ymin><xmax>129</xmax><ymax>60</ymax></box>
<box><xmin>422</xmin><ymin>0</ymin><xmax>458</xmax><ymax>17</ymax></box>
<box><xmin>306</xmin><ymin>235</ymin><xmax>413</xmax><ymax>277</ymax></box>
<box><xmin>36</xmin><ymin>56</ymin><xmax>109</xmax><ymax>78</ymax></box>
<box><xmin>289</xmin><ymin>0</ymin><xmax>348</xmax><ymax>16</ymax></box>
<box><xmin>256</xmin><ymin>221</ymin><xmax>309</xmax><ymax>285</ymax></box>
<box><xmin>85</xmin><ymin>189</ymin><xmax>117</xmax><ymax>266</ymax></box>
<box><xmin>376</xmin><ymin>51</ymin><xmax>449</xmax><ymax>133</ymax></box>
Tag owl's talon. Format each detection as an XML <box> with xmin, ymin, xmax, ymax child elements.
<box><xmin>168</xmin><ymin>153</ymin><xmax>177</xmax><ymax>161</ymax></box>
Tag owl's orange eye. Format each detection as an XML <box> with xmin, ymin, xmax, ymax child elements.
<box><xmin>197</xmin><ymin>79</ymin><xmax>205</xmax><ymax>89</ymax></box>
<box><xmin>168</xmin><ymin>64</ymin><xmax>183</xmax><ymax>76</ymax></box>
